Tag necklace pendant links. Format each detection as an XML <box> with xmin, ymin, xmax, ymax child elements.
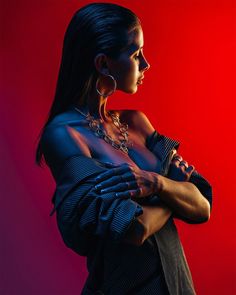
<box><xmin>74</xmin><ymin>106</ymin><xmax>132</xmax><ymax>154</ymax></box>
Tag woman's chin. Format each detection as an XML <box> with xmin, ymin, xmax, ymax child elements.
<box><xmin>125</xmin><ymin>85</ymin><xmax>139</xmax><ymax>94</ymax></box>
<box><xmin>117</xmin><ymin>84</ymin><xmax>139</xmax><ymax>94</ymax></box>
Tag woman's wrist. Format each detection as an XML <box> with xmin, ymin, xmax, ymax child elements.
<box><xmin>152</xmin><ymin>172</ymin><xmax>164</xmax><ymax>195</ymax></box>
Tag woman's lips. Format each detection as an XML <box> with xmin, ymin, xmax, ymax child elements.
<box><xmin>137</xmin><ymin>75</ymin><xmax>144</xmax><ymax>84</ymax></box>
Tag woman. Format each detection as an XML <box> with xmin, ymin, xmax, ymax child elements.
<box><xmin>35</xmin><ymin>3</ymin><xmax>212</xmax><ymax>294</ymax></box>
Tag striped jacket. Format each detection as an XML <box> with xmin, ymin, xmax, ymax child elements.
<box><xmin>42</xmin><ymin>121</ymin><xmax>212</xmax><ymax>295</ymax></box>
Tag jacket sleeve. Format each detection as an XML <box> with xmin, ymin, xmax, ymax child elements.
<box><xmin>41</xmin><ymin>124</ymin><xmax>143</xmax><ymax>255</ymax></box>
<box><xmin>145</xmin><ymin>130</ymin><xmax>213</xmax><ymax>223</ymax></box>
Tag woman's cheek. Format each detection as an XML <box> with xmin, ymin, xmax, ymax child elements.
<box><xmin>114</xmin><ymin>61</ymin><xmax>139</xmax><ymax>92</ymax></box>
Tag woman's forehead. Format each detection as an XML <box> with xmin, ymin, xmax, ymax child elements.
<box><xmin>125</xmin><ymin>28</ymin><xmax>144</xmax><ymax>53</ymax></box>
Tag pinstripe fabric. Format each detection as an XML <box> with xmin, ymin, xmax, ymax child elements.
<box><xmin>42</xmin><ymin>123</ymin><xmax>212</xmax><ymax>295</ymax></box>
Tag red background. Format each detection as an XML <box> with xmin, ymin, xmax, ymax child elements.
<box><xmin>1</xmin><ymin>0</ymin><xmax>235</xmax><ymax>294</ymax></box>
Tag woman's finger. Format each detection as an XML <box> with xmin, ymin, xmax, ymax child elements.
<box><xmin>95</xmin><ymin>171</ymin><xmax>135</xmax><ymax>190</ymax></box>
<box><xmin>172</xmin><ymin>154</ymin><xmax>183</xmax><ymax>163</ymax></box>
<box><xmin>99</xmin><ymin>181</ymin><xmax>138</xmax><ymax>193</ymax></box>
<box><xmin>101</xmin><ymin>182</ymin><xmax>128</xmax><ymax>193</ymax></box>
<box><xmin>121</xmin><ymin>171</ymin><xmax>136</xmax><ymax>181</ymax></box>
<box><xmin>179</xmin><ymin>160</ymin><xmax>188</xmax><ymax>168</ymax></box>
<box><xmin>115</xmin><ymin>188</ymin><xmax>142</xmax><ymax>199</ymax></box>
<box><xmin>95</xmin><ymin>175</ymin><xmax>124</xmax><ymax>190</ymax></box>
<box><xmin>102</xmin><ymin>162</ymin><xmax>120</xmax><ymax>168</ymax></box>
<box><xmin>186</xmin><ymin>165</ymin><xmax>195</xmax><ymax>174</ymax></box>
<box><xmin>95</xmin><ymin>164</ymin><xmax>133</xmax><ymax>182</ymax></box>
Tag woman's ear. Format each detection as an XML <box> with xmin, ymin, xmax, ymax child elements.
<box><xmin>94</xmin><ymin>53</ymin><xmax>110</xmax><ymax>75</ymax></box>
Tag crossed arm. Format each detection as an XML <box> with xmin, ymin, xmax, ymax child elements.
<box><xmin>43</xmin><ymin>122</ymin><xmax>212</xmax><ymax>248</ymax></box>
<box><xmin>94</xmin><ymin>155</ymin><xmax>211</xmax><ymax>245</ymax></box>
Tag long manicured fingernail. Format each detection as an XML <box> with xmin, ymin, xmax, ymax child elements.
<box><xmin>95</xmin><ymin>184</ymin><xmax>102</xmax><ymax>190</ymax></box>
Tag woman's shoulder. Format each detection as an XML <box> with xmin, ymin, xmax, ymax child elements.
<box><xmin>47</xmin><ymin>108</ymin><xmax>84</xmax><ymax>127</ymax></box>
<box><xmin>114</xmin><ymin>109</ymin><xmax>155</xmax><ymax>139</ymax></box>
<box><xmin>41</xmin><ymin>117</ymin><xmax>91</xmax><ymax>163</ymax></box>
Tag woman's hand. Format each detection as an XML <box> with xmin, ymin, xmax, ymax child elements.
<box><xmin>168</xmin><ymin>153</ymin><xmax>195</xmax><ymax>181</ymax></box>
<box><xmin>94</xmin><ymin>163</ymin><xmax>160</xmax><ymax>199</ymax></box>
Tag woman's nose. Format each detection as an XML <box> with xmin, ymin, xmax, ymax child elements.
<box><xmin>140</xmin><ymin>55</ymin><xmax>150</xmax><ymax>72</ymax></box>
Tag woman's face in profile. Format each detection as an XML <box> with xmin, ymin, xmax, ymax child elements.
<box><xmin>108</xmin><ymin>26</ymin><xmax>150</xmax><ymax>94</ymax></box>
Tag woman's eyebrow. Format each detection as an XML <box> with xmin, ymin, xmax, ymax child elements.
<box><xmin>126</xmin><ymin>44</ymin><xmax>144</xmax><ymax>54</ymax></box>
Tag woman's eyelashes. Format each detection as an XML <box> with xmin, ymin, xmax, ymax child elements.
<box><xmin>134</xmin><ymin>49</ymin><xmax>144</xmax><ymax>61</ymax></box>
<box><xmin>134</xmin><ymin>52</ymin><xmax>143</xmax><ymax>62</ymax></box>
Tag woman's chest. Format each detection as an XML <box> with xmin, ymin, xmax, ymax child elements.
<box><xmin>77</xmin><ymin>127</ymin><xmax>162</xmax><ymax>173</ymax></box>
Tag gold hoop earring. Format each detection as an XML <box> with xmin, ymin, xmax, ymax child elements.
<box><xmin>96</xmin><ymin>74</ymin><xmax>117</xmax><ymax>98</ymax></box>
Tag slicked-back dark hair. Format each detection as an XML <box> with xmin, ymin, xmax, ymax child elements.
<box><xmin>35</xmin><ymin>2</ymin><xmax>141</xmax><ymax>166</ymax></box>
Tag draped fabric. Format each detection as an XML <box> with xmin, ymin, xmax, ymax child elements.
<box><xmin>41</xmin><ymin>121</ymin><xmax>212</xmax><ymax>295</ymax></box>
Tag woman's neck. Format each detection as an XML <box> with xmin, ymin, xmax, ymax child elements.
<box><xmin>76</xmin><ymin>93</ymin><xmax>111</xmax><ymax>123</ymax></box>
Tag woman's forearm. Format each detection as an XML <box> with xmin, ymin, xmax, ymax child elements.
<box><xmin>156</xmin><ymin>174</ymin><xmax>210</xmax><ymax>222</ymax></box>
<box><xmin>123</xmin><ymin>204</ymin><xmax>172</xmax><ymax>246</ymax></box>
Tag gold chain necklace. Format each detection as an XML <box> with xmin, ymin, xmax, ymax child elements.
<box><xmin>74</xmin><ymin>107</ymin><xmax>133</xmax><ymax>153</ymax></box>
